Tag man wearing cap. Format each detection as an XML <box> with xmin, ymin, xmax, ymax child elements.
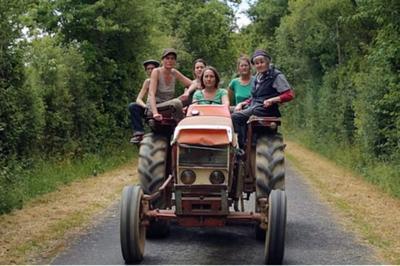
<box><xmin>232</xmin><ymin>49</ymin><xmax>295</xmax><ymax>149</ymax></box>
<box><xmin>148</xmin><ymin>48</ymin><xmax>193</xmax><ymax>122</ymax></box>
<box><xmin>128</xmin><ymin>59</ymin><xmax>160</xmax><ymax>143</ymax></box>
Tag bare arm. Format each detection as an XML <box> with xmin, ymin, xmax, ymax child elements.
<box><xmin>174</xmin><ymin>69</ymin><xmax>193</xmax><ymax>88</ymax></box>
<box><xmin>227</xmin><ymin>86</ymin><xmax>234</xmax><ymax>105</ymax></box>
<box><xmin>135</xmin><ymin>79</ymin><xmax>150</xmax><ymax>108</ymax></box>
<box><xmin>221</xmin><ymin>94</ymin><xmax>230</xmax><ymax>107</ymax></box>
<box><xmin>185</xmin><ymin>81</ymin><xmax>198</xmax><ymax>96</ymax></box>
<box><xmin>148</xmin><ymin>68</ymin><xmax>162</xmax><ymax>120</ymax></box>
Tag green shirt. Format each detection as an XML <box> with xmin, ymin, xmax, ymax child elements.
<box><xmin>193</xmin><ymin>88</ymin><xmax>227</xmax><ymax>104</ymax></box>
<box><xmin>228</xmin><ymin>77</ymin><xmax>255</xmax><ymax>105</ymax></box>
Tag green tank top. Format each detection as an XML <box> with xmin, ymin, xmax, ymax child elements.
<box><xmin>228</xmin><ymin>76</ymin><xmax>255</xmax><ymax>105</ymax></box>
<box><xmin>193</xmin><ymin>88</ymin><xmax>227</xmax><ymax>104</ymax></box>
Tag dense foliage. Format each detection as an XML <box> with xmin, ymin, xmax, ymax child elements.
<box><xmin>1</xmin><ymin>0</ymin><xmax>161</xmax><ymax>213</ymax></box>
<box><xmin>243</xmin><ymin>0</ymin><xmax>399</xmax><ymax>195</ymax></box>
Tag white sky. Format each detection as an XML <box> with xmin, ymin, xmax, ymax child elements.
<box><xmin>236</xmin><ymin>0</ymin><xmax>251</xmax><ymax>28</ymax></box>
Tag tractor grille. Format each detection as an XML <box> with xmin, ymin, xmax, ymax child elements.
<box><xmin>178</xmin><ymin>144</ymin><xmax>228</xmax><ymax>167</ymax></box>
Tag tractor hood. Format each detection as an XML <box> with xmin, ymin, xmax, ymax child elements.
<box><xmin>171</xmin><ymin>116</ymin><xmax>235</xmax><ymax>146</ymax></box>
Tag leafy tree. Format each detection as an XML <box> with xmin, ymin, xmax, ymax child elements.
<box><xmin>155</xmin><ymin>0</ymin><xmax>238</xmax><ymax>82</ymax></box>
<box><xmin>245</xmin><ymin>0</ymin><xmax>288</xmax><ymax>52</ymax></box>
<box><xmin>33</xmin><ymin>0</ymin><xmax>157</xmax><ymax>141</ymax></box>
<box><xmin>25</xmin><ymin>37</ymin><xmax>97</xmax><ymax>156</ymax></box>
<box><xmin>235</xmin><ymin>0</ymin><xmax>399</xmax><ymax>175</ymax></box>
<box><xmin>351</xmin><ymin>0</ymin><xmax>400</xmax><ymax>160</ymax></box>
<box><xmin>0</xmin><ymin>0</ymin><xmax>43</xmax><ymax>213</ymax></box>
<box><xmin>179</xmin><ymin>1</ymin><xmax>236</xmax><ymax>71</ymax></box>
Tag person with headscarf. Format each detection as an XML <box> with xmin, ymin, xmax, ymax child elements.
<box><xmin>232</xmin><ymin>49</ymin><xmax>295</xmax><ymax>149</ymax></box>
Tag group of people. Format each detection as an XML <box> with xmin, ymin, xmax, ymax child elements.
<box><xmin>128</xmin><ymin>48</ymin><xmax>295</xmax><ymax>147</ymax></box>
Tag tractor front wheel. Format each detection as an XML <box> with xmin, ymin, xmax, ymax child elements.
<box><xmin>264</xmin><ymin>189</ymin><xmax>286</xmax><ymax>265</ymax></box>
<box><xmin>120</xmin><ymin>185</ymin><xmax>146</xmax><ymax>264</ymax></box>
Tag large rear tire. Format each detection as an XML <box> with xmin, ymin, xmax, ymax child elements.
<box><xmin>120</xmin><ymin>185</ymin><xmax>145</xmax><ymax>264</ymax></box>
<box><xmin>264</xmin><ymin>189</ymin><xmax>286</xmax><ymax>265</ymax></box>
<box><xmin>255</xmin><ymin>134</ymin><xmax>285</xmax><ymax>240</ymax></box>
<box><xmin>138</xmin><ymin>133</ymin><xmax>170</xmax><ymax>238</ymax></box>
<box><xmin>255</xmin><ymin>134</ymin><xmax>285</xmax><ymax>198</ymax></box>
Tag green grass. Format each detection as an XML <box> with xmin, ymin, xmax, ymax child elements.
<box><xmin>283</xmin><ymin>127</ymin><xmax>400</xmax><ymax>199</ymax></box>
<box><xmin>0</xmin><ymin>143</ymin><xmax>138</xmax><ymax>214</ymax></box>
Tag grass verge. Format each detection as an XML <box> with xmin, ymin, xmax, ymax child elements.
<box><xmin>284</xmin><ymin>129</ymin><xmax>400</xmax><ymax>198</ymax></box>
<box><xmin>0</xmin><ymin>143</ymin><xmax>138</xmax><ymax>214</ymax></box>
<box><xmin>285</xmin><ymin>140</ymin><xmax>400</xmax><ymax>264</ymax></box>
<box><xmin>0</xmin><ymin>158</ymin><xmax>139</xmax><ymax>264</ymax></box>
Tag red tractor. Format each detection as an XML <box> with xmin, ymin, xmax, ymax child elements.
<box><xmin>120</xmin><ymin>102</ymin><xmax>287</xmax><ymax>264</ymax></box>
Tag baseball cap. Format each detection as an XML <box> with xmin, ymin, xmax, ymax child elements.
<box><xmin>161</xmin><ymin>48</ymin><xmax>177</xmax><ymax>59</ymax></box>
<box><xmin>143</xmin><ymin>59</ymin><xmax>160</xmax><ymax>68</ymax></box>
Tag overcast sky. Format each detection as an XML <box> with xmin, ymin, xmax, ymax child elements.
<box><xmin>236</xmin><ymin>0</ymin><xmax>251</xmax><ymax>28</ymax></box>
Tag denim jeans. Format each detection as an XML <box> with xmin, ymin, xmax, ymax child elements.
<box><xmin>128</xmin><ymin>102</ymin><xmax>145</xmax><ymax>133</ymax></box>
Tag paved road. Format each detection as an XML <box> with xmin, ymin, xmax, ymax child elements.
<box><xmin>51</xmin><ymin>163</ymin><xmax>381</xmax><ymax>264</ymax></box>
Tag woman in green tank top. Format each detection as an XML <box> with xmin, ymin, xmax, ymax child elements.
<box><xmin>227</xmin><ymin>56</ymin><xmax>255</xmax><ymax>106</ymax></box>
<box><xmin>193</xmin><ymin>66</ymin><xmax>229</xmax><ymax>107</ymax></box>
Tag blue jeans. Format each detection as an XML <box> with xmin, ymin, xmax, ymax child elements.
<box><xmin>128</xmin><ymin>102</ymin><xmax>145</xmax><ymax>134</ymax></box>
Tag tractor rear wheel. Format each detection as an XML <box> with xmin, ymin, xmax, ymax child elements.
<box><xmin>264</xmin><ymin>189</ymin><xmax>286</xmax><ymax>265</ymax></box>
<box><xmin>255</xmin><ymin>134</ymin><xmax>285</xmax><ymax>198</ymax></box>
<box><xmin>138</xmin><ymin>133</ymin><xmax>170</xmax><ymax>238</ymax></box>
<box><xmin>120</xmin><ymin>185</ymin><xmax>145</xmax><ymax>264</ymax></box>
<box><xmin>255</xmin><ymin>134</ymin><xmax>285</xmax><ymax>240</ymax></box>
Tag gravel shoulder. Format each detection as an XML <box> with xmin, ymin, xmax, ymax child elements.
<box><xmin>0</xmin><ymin>140</ymin><xmax>399</xmax><ymax>264</ymax></box>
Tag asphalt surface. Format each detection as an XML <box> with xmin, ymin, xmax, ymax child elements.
<box><xmin>51</xmin><ymin>162</ymin><xmax>381</xmax><ymax>265</ymax></box>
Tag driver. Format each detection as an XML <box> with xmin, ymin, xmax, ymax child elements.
<box><xmin>192</xmin><ymin>66</ymin><xmax>229</xmax><ymax>107</ymax></box>
<box><xmin>231</xmin><ymin>49</ymin><xmax>295</xmax><ymax>149</ymax></box>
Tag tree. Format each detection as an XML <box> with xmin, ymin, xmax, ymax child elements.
<box><xmin>34</xmin><ymin>0</ymin><xmax>157</xmax><ymax>141</ymax></box>
<box><xmin>245</xmin><ymin>0</ymin><xmax>288</xmax><ymax>52</ymax></box>
<box><xmin>154</xmin><ymin>0</ymin><xmax>238</xmax><ymax>82</ymax></box>
<box><xmin>0</xmin><ymin>0</ymin><xmax>44</xmax><ymax>213</ymax></box>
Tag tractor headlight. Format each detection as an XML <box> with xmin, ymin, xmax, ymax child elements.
<box><xmin>209</xmin><ymin>170</ymin><xmax>225</xmax><ymax>184</ymax></box>
<box><xmin>180</xmin><ymin>169</ymin><xmax>196</xmax><ymax>185</ymax></box>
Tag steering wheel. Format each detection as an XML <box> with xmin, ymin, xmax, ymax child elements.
<box><xmin>191</xmin><ymin>99</ymin><xmax>220</xmax><ymax>105</ymax></box>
